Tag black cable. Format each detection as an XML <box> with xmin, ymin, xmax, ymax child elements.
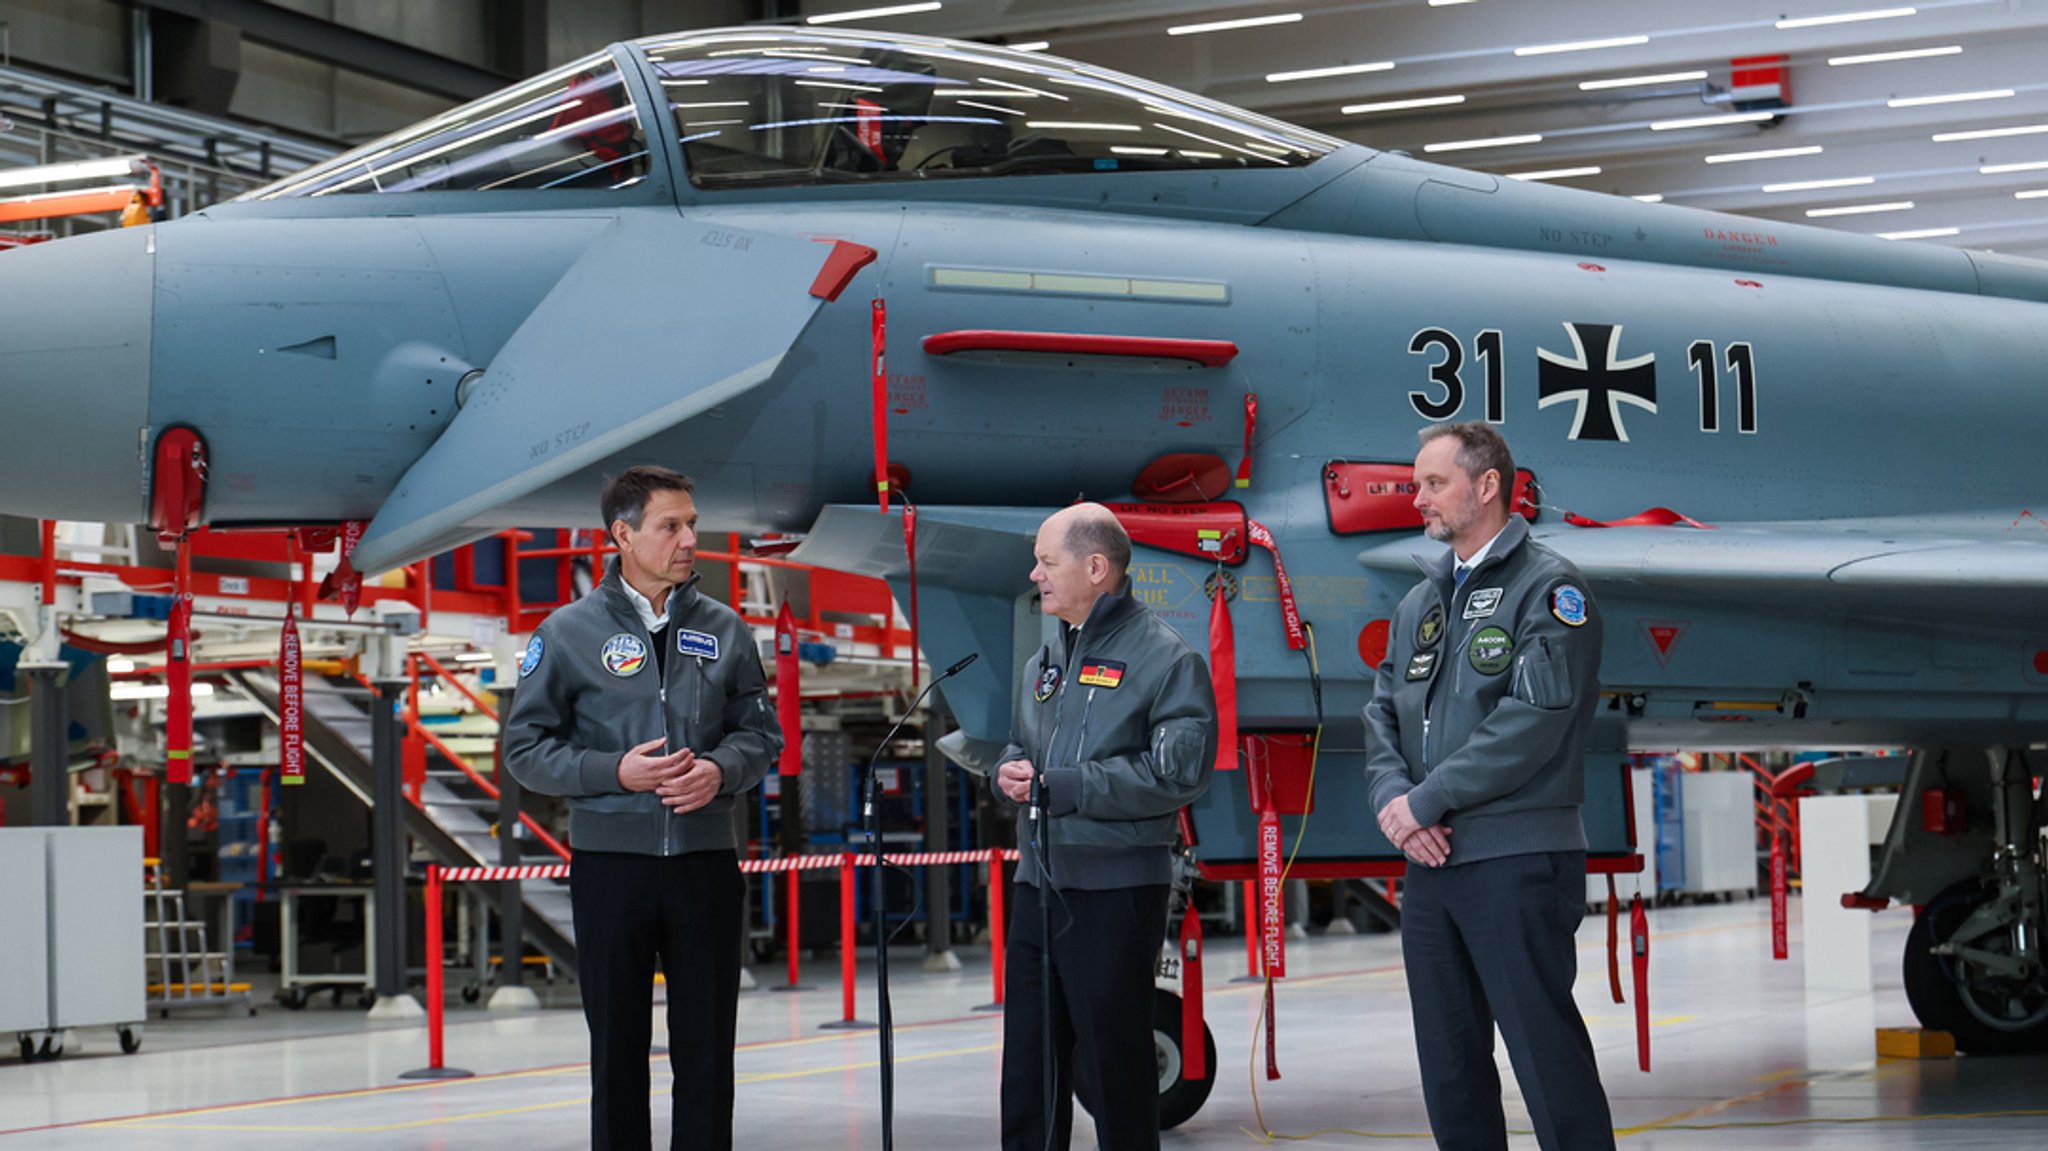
<box><xmin>863</xmin><ymin>653</ymin><xmax>978</xmax><ymax>1151</ymax></box>
<box><xmin>1030</xmin><ymin>768</ymin><xmax>1056</xmax><ymax>1151</ymax></box>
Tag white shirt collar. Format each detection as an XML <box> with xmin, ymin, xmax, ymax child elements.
<box><xmin>622</xmin><ymin>580</ymin><xmax>669</xmax><ymax>633</ymax></box>
<box><xmin>1457</xmin><ymin>522</ymin><xmax>1511</xmax><ymax>576</ymax></box>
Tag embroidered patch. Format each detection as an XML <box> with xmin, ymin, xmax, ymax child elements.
<box><xmin>1551</xmin><ymin>585</ymin><xmax>1589</xmax><ymax>628</ymax></box>
<box><xmin>676</xmin><ymin>628</ymin><xmax>720</xmax><ymax>660</ymax></box>
<box><xmin>1035</xmin><ymin>664</ymin><xmax>1062</xmax><ymax>702</ymax></box>
<box><xmin>518</xmin><ymin>634</ymin><xmax>543</xmax><ymax>678</ymax></box>
<box><xmin>1463</xmin><ymin>587</ymin><xmax>1503</xmax><ymax>620</ymax></box>
<box><xmin>1416</xmin><ymin>605</ymin><xmax>1445</xmax><ymax>649</ymax></box>
<box><xmin>1406</xmin><ymin>651</ymin><xmax>1439</xmax><ymax>681</ymax></box>
<box><xmin>1467</xmin><ymin>626</ymin><xmax>1514</xmax><ymax>675</ymax></box>
<box><xmin>601</xmin><ymin>634</ymin><xmax>648</xmax><ymax>677</ymax></box>
<box><xmin>1077</xmin><ymin>660</ymin><xmax>1125</xmax><ymax>689</ymax></box>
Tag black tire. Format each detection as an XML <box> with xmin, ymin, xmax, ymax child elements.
<box><xmin>1902</xmin><ymin>879</ymin><xmax>2048</xmax><ymax>1055</ymax></box>
<box><xmin>38</xmin><ymin>1033</ymin><xmax>61</xmax><ymax>1059</ymax></box>
<box><xmin>357</xmin><ymin>992</ymin><xmax>377</xmax><ymax>1010</ymax></box>
<box><xmin>460</xmin><ymin>983</ymin><xmax>481</xmax><ymax>1005</ymax></box>
<box><xmin>119</xmin><ymin>1027</ymin><xmax>142</xmax><ymax>1055</ymax></box>
<box><xmin>17</xmin><ymin>1035</ymin><xmax>34</xmax><ymax>1062</ymax></box>
<box><xmin>1151</xmin><ymin>988</ymin><xmax>1217</xmax><ymax>1131</ymax></box>
<box><xmin>279</xmin><ymin>986</ymin><xmax>309</xmax><ymax>1011</ymax></box>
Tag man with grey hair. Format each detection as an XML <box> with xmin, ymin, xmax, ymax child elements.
<box><xmin>994</xmin><ymin>502</ymin><xmax>1218</xmax><ymax>1151</ymax></box>
<box><xmin>1363</xmin><ymin>423</ymin><xmax>1615</xmax><ymax>1151</ymax></box>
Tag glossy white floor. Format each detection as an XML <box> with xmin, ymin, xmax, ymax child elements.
<box><xmin>3</xmin><ymin>896</ymin><xmax>2043</xmax><ymax>1148</ymax></box>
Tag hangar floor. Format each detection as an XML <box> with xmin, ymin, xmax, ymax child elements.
<box><xmin>2</xmin><ymin>897</ymin><xmax>2042</xmax><ymax>1149</ymax></box>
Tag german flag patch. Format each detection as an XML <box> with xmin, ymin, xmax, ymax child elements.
<box><xmin>1076</xmin><ymin>660</ymin><xmax>1126</xmax><ymax>689</ymax></box>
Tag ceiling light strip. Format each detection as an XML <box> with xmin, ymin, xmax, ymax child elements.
<box><xmin>1341</xmin><ymin>94</ymin><xmax>1465</xmax><ymax>114</ymax></box>
<box><xmin>806</xmin><ymin>2</ymin><xmax>942</xmax><ymax>25</ymax></box>
<box><xmin>1705</xmin><ymin>145</ymin><xmax>1824</xmax><ymax>164</ymax></box>
<box><xmin>1828</xmin><ymin>44</ymin><xmax>1960</xmax><ymax>65</ymax></box>
<box><xmin>1580</xmin><ymin>71</ymin><xmax>1707</xmax><ymax>91</ymax></box>
<box><xmin>1805</xmin><ymin>201</ymin><xmax>1915</xmax><ymax>217</ymax></box>
<box><xmin>1775</xmin><ymin>8</ymin><xmax>1917</xmax><ymax>31</ymax></box>
<box><xmin>1423</xmin><ymin>133</ymin><xmax>1543</xmax><ymax>153</ymax></box>
<box><xmin>1168</xmin><ymin>13</ymin><xmax>1303</xmax><ymax>36</ymax></box>
<box><xmin>1515</xmin><ymin>35</ymin><xmax>1649</xmax><ymax>57</ymax></box>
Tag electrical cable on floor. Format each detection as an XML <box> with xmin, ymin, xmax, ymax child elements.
<box><xmin>1242</xmin><ymin>620</ymin><xmax>1326</xmax><ymax>1144</ymax></box>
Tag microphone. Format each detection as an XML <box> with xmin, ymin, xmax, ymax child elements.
<box><xmin>944</xmin><ymin>652</ymin><xmax>979</xmax><ymax>678</ymax></box>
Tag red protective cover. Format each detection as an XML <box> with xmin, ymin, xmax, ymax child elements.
<box><xmin>1131</xmin><ymin>453</ymin><xmax>1233</xmax><ymax>502</ymax></box>
<box><xmin>1322</xmin><ymin>460</ymin><xmax>1539</xmax><ymax>534</ymax></box>
<box><xmin>1243</xmin><ymin>732</ymin><xmax>1316</xmax><ymax>815</ymax></box>
<box><xmin>1104</xmin><ymin>501</ymin><xmax>1248</xmax><ymax>565</ymax></box>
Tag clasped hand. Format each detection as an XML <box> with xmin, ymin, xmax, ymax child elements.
<box><xmin>1378</xmin><ymin>794</ymin><xmax>1451</xmax><ymax>868</ymax></box>
<box><xmin>619</xmin><ymin>736</ymin><xmax>722</xmax><ymax>813</ymax></box>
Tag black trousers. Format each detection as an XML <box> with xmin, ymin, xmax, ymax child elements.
<box><xmin>1000</xmin><ymin>882</ymin><xmax>1169</xmax><ymax>1151</ymax></box>
<box><xmin>571</xmin><ymin>849</ymin><xmax>744</xmax><ymax>1151</ymax></box>
<box><xmin>1401</xmin><ymin>850</ymin><xmax>1616</xmax><ymax>1151</ymax></box>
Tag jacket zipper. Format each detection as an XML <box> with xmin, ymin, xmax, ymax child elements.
<box><xmin>659</xmin><ymin>648</ymin><xmax>674</xmax><ymax>856</ymax></box>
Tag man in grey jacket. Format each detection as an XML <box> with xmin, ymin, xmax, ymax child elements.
<box><xmin>994</xmin><ymin>502</ymin><xmax>1218</xmax><ymax>1151</ymax></box>
<box><xmin>504</xmin><ymin>465</ymin><xmax>780</xmax><ymax>1151</ymax></box>
<box><xmin>1363</xmin><ymin>423</ymin><xmax>1615</xmax><ymax>1151</ymax></box>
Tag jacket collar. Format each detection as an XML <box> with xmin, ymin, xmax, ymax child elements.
<box><xmin>1060</xmin><ymin>576</ymin><xmax>1143</xmax><ymax>656</ymax></box>
<box><xmin>1415</xmin><ymin>515</ymin><xmax>1530</xmax><ymax>588</ymax></box>
<box><xmin>599</xmin><ymin>558</ymin><xmax>701</xmax><ymax>627</ymax></box>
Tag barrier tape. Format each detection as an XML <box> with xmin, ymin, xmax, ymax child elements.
<box><xmin>439</xmin><ymin>849</ymin><xmax>1021</xmax><ymax>884</ymax></box>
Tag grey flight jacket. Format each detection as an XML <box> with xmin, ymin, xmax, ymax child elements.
<box><xmin>1362</xmin><ymin>515</ymin><xmax>1604</xmax><ymax>865</ymax></box>
<box><xmin>999</xmin><ymin>582</ymin><xmax>1218</xmax><ymax>890</ymax></box>
<box><xmin>503</xmin><ymin>560</ymin><xmax>780</xmax><ymax>856</ymax></box>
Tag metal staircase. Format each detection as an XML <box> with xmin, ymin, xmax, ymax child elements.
<box><xmin>224</xmin><ymin>669</ymin><xmax>578</xmax><ymax>975</ymax></box>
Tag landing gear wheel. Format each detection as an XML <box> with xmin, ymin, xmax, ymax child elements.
<box><xmin>279</xmin><ymin>986</ymin><xmax>310</xmax><ymax>1010</ymax></box>
<box><xmin>17</xmin><ymin>1035</ymin><xmax>34</xmax><ymax>1062</ymax></box>
<box><xmin>461</xmin><ymin>983</ymin><xmax>481</xmax><ymax>1005</ymax></box>
<box><xmin>1903</xmin><ymin>878</ymin><xmax>2048</xmax><ymax>1054</ymax></box>
<box><xmin>119</xmin><ymin>1026</ymin><xmax>142</xmax><ymax>1054</ymax></box>
<box><xmin>1152</xmin><ymin>988</ymin><xmax>1216</xmax><ymax>1130</ymax></box>
<box><xmin>38</xmin><ymin>1033</ymin><xmax>62</xmax><ymax>1059</ymax></box>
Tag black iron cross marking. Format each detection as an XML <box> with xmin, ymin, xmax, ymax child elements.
<box><xmin>1536</xmin><ymin>322</ymin><xmax>1657</xmax><ymax>442</ymax></box>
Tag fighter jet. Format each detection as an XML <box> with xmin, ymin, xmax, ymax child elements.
<box><xmin>3</xmin><ymin>26</ymin><xmax>2044</xmax><ymax>1057</ymax></box>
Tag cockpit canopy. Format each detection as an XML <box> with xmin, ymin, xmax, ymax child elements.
<box><xmin>242</xmin><ymin>28</ymin><xmax>1340</xmax><ymax>201</ymax></box>
<box><xmin>644</xmin><ymin>28</ymin><xmax>1338</xmax><ymax>187</ymax></box>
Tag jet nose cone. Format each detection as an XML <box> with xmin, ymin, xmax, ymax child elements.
<box><xmin>0</xmin><ymin>226</ymin><xmax>154</xmax><ymax>523</ymax></box>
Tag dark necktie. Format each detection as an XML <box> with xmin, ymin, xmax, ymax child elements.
<box><xmin>1454</xmin><ymin>564</ymin><xmax>1470</xmax><ymax>590</ymax></box>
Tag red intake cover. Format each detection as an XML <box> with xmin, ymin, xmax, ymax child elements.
<box><xmin>1244</xmin><ymin>732</ymin><xmax>1316</xmax><ymax>816</ymax></box>
<box><xmin>1322</xmin><ymin>460</ymin><xmax>1539</xmax><ymax>534</ymax></box>
<box><xmin>1131</xmin><ymin>453</ymin><xmax>1233</xmax><ymax>503</ymax></box>
<box><xmin>149</xmin><ymin>427</ymin><xmax>207</xmax><ymax>542</ymax></box>
<box><xmin>1105</xmin><ymin>501</ymin><xmax>1248</xmax><ymax>565</ymax></box>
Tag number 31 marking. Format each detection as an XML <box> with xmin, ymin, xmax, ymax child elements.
<box><xmin>1407</xmin><ymin>328</ymin><xmax>1504</xmax><ymax>422</ymax></box>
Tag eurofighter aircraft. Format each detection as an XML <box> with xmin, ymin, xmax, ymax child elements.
<box><xmin>2</xmin><ymin>26</ymin><xmax>2044</xmax><ymax>1066</ymax></box>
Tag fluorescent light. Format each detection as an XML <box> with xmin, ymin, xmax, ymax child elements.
<box><xmin>1168</xmin><ymin>13</ymin><xmax>1303</xmax><ymax>36</ymax></box>
<box><xmin>1110</xmin><ymin>146</ymin><xmax>1170</xmax><ymax>156</ymax></box>
<box><xmin>1632</xmin><ymin>193</ymin><xmax>1665</xmax><ymax>203</ymax></box>
<box><xmin>1580</xmin><ymin>70</ymin><xmax>1707</xmax><ymax>91</ymax></box>
<box><xmin>1934</xmin><ymin>123</ymin><xmax>2048</xmax><ymax>142</ymax></box>
<box><xmin>107</xmin><ymin>658</ymin><xmax>136</xmax><ymax>674</ymax></box>
<box><xmin>1429</xmin><ymin>0</ymin><xmax>1479</xmax><ymax>5</ymax></box>
<box><xmin>1009</xmin><ymin>41</ymin><xmax>1050</xmax><ymax>52</ymax></box>
<box><xmin>1888</xmin><ymin>89</ymin><xmax>2013</xmax><ymax>108</ymax></box>
<box><xmin>1508</xmin><ymin>166</ymin><xmax>1602</xmax><ymax>182</ymax></box>
<box><xmin>0</xmin><ymin>155</ymin><xmax>143</xmax><ymax>190</ymax></box>
<box><xmin>1423</xmin><ymin>133</ymin><xmax>1543</xmax><ymax>153</ymax></box>
<box><xmin>1652</xmin><ymin>111</ymin><xmax>1774</xmax><ymax>131</ymax></box>
<box><xmin>1980</xmin><ymin>159</ymin><xmax>2048</xmax><ymax>174</ymax></box>
<box><xmin>806</xmin><ymin>2</ymin><xmax>942</xmax><ymax>25</ymax></box>
<box><xmin>1342</xmin><ymin>94</ymin><xmax>1465</xmax><ymax>114</ymax></box>
<box><xmin>452</xmin><ymin>651</ymin><xmax>495</xmax><ymax>663</ymax></box>
<box><xmin>1828</xmin><ymin>44</ymin><xmax>1960</xmax><ymax>65</ymax></box>
<box><xmin>957</xmin><ymin>100</ymin><xmax>1024</xmax><ymax>117</ymax></box>
<box><xmin>1025</xmin><ymin>121</ymin><xmax>1141</xmax><ymax>132</ymax></box>
<box><xmin>1776</xmin><ymin>8</ymin><xmax>1915</xmax><ymax>30</ymax></box>
<box><xmin>1267</xmin><ymin>61</ymin><xmax>1394</xmax><ymax>83</ymax></box>
<box><xmin>1706</xmin><ymin>145</ymin><xmax>1824</xmax><ymax>164</ymax></box>
<box><xmin>2016</xmin><ymin>188</ymin><xmax>2048</xmax><ymax>199</ymax></box>
<box><xmin>669</xmin><ymin>101</ymin><xmax>750</xmax><ymax>110</ymax></box>
<box><xmin>1764</xmin><ymin>175</ymin><xmax>1874</xmax><ymax>192</ymax></box>
<box><xmin>1805</xmin><ymin>201</ymin><xmax>1915</xmax><ymax>217</ymax></box>
<box><xmin>110</xmin><ymin>682</ymin><xmax>217</xmax><ymax>702</ymax></box>
<box><xmin>1877</xmin><ymin>227</ymin><xmax>1958</xmax><ymax>239</ymax></box>
<box><xmin>1516</xmin><ymin>35</ymin><xmax>1649</xmax><ymax>57</ymax></box>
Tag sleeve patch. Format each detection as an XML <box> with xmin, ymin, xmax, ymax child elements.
<box><xmin>1551</xmin><ymin>584</ymin><xmax>1589</xmax><ymax>627</ymax></box>
<box><xmin>519</xmin><ymin>634</ymin><xmax>544</xmax><ymax>678</ymax></box>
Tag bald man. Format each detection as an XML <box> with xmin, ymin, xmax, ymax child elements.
<box><xmin>994</xmin><ymin>503</ymin><xmax>1219</xmax><ymax>1151</ymax></box>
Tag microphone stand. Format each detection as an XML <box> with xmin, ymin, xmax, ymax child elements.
<box><xmin>863</xmin><ymin>653</ymin><xmax>978</xmax><ymax>1151</ymax></box>
<box><xmin>1029</xmin><ymin>768</ymin><xmax>1055</xmax><ymax>1151</ymax></box>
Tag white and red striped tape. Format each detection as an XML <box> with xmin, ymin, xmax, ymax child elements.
<box><xmin>437</xmin><ymin>849</ymin><xmax>1019</xmax><ymax>884</ymax></box>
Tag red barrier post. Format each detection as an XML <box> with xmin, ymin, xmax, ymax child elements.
<box><xmin>775</xmin><ymin>865</ymin><xmax>809</xmax><ymax>992</ymax></box>
<box><xmin>819</xmin><ymin>854</ymin><xmax>873</xmax><ymax>1030</ymax></box>
<box><xmin>1234</xmin><ymin>880</ymin><xmax>1262</xmax><ymax>982</ymax></box>
<box><xmin>976</xmin><ymin>848</ymin><xmax>1007</xmax><ymax>1011</ymax></box>
<box><xmin>400</xmin><ymin>865</ymin><xmax>472</xmax><ymax>1080</ymax></box>
<box><xmin>1770</xmin><ymin>829</ymin><xmax>1789</xmax><ymax>961</ymax></box>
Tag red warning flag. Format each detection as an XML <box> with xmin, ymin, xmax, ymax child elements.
<box><xmin>318</xmin><ymin>520</ymin><xmax>367</xmax><ymax>618</ymax></box>
<box><xmin>1235</xmin><ymin>392</ymin><xmax>1258</xmax><ymax>489</ymax></box>
<box><xmin>775</xmin><ymin>602</ymin><xmax>802</xmax><ymax>776</ymax></box>
<box><xmin>1209</xmin><ymin>587</ymin><xmax>1238</xmax><ymax>772</ymax></box>
<box><xmin>166</xmin><ymin>545</ymin><xmax>194</xmax><ymax>785</ymax></box>
<box><xmin>872</xmin><ymin>299</ymin><xmax>889</xmax><ymax>513</ymax></box>
<box><xmin>1632</xmin><ymin>894</ymin><xmax>1651</xmax><ymax>1072</ymax></box>
<box><xmin>280</xmin><ymin>611</ymin><xmax>305</xmax><ymax>786</ymax></box>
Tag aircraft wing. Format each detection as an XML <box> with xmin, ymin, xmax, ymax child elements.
<box><xmin>1355</xmin><ymin>513</ymin><xmax>2048</xmax><ymax>620</ymax></box>
<box><xmin>350</xmin><ymin>216</ymin><xmax>866</xmax><ymax>573</ymax></box>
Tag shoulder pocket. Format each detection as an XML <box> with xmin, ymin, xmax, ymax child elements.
<box><xmin>1512</xmin><ymin>641</ymin><xmax>1572</xmax><ymax>710</ymax></box>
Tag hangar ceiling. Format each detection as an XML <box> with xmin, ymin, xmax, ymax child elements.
<box><xmin>804</xmin><ymin>0</ymin><xmax>2048</xmax><ymax>258</ymax></box>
